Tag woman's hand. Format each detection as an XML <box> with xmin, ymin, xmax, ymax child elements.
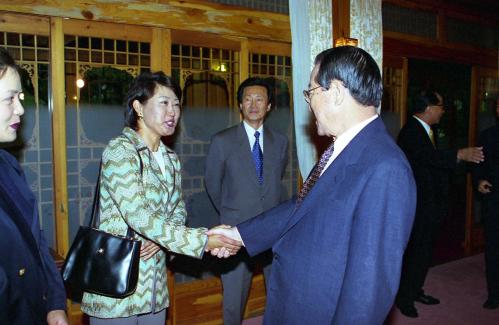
<box><xmin>205</xmin><ymin>225</ymin><xmax>242</xmax><ymax>258</ymax></box>
<box><xmin>140</xmin><ymin>240</ymin><xmax>161</xmax><ymax>261</ymax></box>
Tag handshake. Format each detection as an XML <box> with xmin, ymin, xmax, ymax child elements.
<box><xmin>205</xmin><ymin>225</ymin><xmax>243</xmax><ymax>258</ymax></box>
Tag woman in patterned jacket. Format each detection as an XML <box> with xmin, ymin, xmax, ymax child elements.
<box><xmin>81</xmin><ymin>71</ymin><xmax>241</xmax><ymax>324</ymax></box>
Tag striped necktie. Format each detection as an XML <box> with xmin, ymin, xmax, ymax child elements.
<box><xmin>252</xmin><ymin>131</ymin><xmax>263</xmax><ymax>185</ymax></box>
<box><xmin>296</xmin><ymin>142</ymin><xmax>335</xmax><ymax>206</ymax></box>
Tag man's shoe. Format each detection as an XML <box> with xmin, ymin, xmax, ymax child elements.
<box><xmin>397</xmin><ymin>303</ymin><xmax>418</xmax><ymax>318</ymax></box>
<box><xmin>415</xmin><ymin>293</ymin><xmax>440</xmax><ymax>305</ymax></box>
<box><xmin>483</xmin><ymin>299</ymin><xmax>499</xmax><ymax>310</ymax></box>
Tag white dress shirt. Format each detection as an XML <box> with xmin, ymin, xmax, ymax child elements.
<box><xmin>321</xmin><ymin>115</ymin><xmax>379</xmax><ymax>175</ymax></box>
<box><xmin>243</xmin><ymin>120</ymin><xmax>264</xmax><ymax>152</ymax></box>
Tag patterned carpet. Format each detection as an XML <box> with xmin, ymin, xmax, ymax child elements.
<box><xmin>243</xmin><ymin>254</ymin><xmax>499</xmax><ymax>325</ymax></box>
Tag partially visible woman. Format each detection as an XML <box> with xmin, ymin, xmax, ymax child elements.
<box><xmin>81</xmin><ymin>71</ymin><xmax>240</xmax><ymax>324</ymax></box>
<box><xmin>0</xmin><ymin>48</ymin><xmax>68</xmax><ymax>324</ymax></box>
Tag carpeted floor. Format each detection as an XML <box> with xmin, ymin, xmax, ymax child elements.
<box><xmin>243</xmin><ymin>254</ymin><xmax>499</xmax><ymax>325</ymax></box>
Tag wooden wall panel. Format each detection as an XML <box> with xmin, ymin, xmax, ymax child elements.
<box><xmin>0</xmin><ymin>11</ymin><xmax>49</xmax><ymax>34</ymax></box>
<box><xmin>69</xmin><ymin>274</ymin><xmax>266</xmax><ymax>325</ymax></box>
<box><xmin>62</xmin><ymin>19</ymin><xmax>152</xmax><ymax>42</ymax></box>
<box><xmin>383</xmin><ymin>36</ymin><xmax>497</xmax><ymax>69</ymax></box>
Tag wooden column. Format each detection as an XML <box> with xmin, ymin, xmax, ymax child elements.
<box><xmin>238</xmin><ymin>38</ymin><xmax>249</xmax><ymax>115</ymax></box>
<box><xmin>464</xmin><ymin>66</ymin><xmax>479</xmax><ymax>255</ymax></box>
<box><xmin>50</xmin><ymin>16</ymin><xmax>70</xmax><ymax>257</ymax></box>
<box><xmin>400</xmin><ymin>57</ymin><xmax>409</xmax><ymax>127</ymax></box>
<box><xmin>332</xmin><ymin>0</ymin><xmax>350</xmax><ymax>41</ymax></box>
<box><xmin>151</xmin><ymin>28</ymin><xmax>172</xmax><ymax>75</ymax></box>
<box><xmin>239</xmin><ymin>39</ymin><xmax>249</xmax><ymax>88</ymax></box>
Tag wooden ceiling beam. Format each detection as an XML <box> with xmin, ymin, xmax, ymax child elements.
<box><xmin>0</xmin><ymin>0</ymin><xmax>291</xmax><ymax>43</ymax></box>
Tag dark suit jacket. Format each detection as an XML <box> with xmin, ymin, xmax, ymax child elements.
<box><xmin>0</xmin><ymin>266</ymin><xmax>8</xmax><ymax>324</ymax></box>
<box><xmin>475</xmin><ymin>124</ymin><xmax>499</xmax><ymax>193</ymax></box>
<box><xmin>0</xmin><ymin>149</ymin><xmax>66</xmax><ymax>325</ymax></box>
<box><xmin>397</xmin><ymin>116</ymin><xmax>456</xmax><ymax>237</ymax></box>
<box><xmin>238</xmin><ymin>118</ymin><xmax>416</xmax><ymax>324</ymax></box>
<box><xmin>474</xmin><ymin>123</ymin><xmax>499</xmax><ymax>214</ymax></box>
<box><xmin>205</xmin><ymin>123</ymin><xmax>288</xmax><ymax>225</ymax></box>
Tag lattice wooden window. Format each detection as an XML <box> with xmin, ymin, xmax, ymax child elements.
<box><xmin>171</xmin><ymin>44</ymin><xmax>239</xmax><ymax>109</ymax></box>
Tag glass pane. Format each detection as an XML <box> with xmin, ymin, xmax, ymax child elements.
<box><xmin>65</xmin><ymin>64</ymin><xmax>135</xmax><ymax>242</ymax></box>
<box><xmin>64</xmin><ymin>35</ymin><xmax>76</xmax><ymax>47</ymax></box>
<box><xmin>91</xmin><ymin>51</ymin><xmax>102</xmax><ymax>63</ymax></box>
<box><xmin>116</xmin><ymin>40</ymin><xmax>126</xmax><ymax>52</ymax></box>
<box><xmin>78</xmin><ymin>50</ymin><xmax>89</xmax><ymax>62</ymax></box>
<box><xmin>169</xmin><ymin>71</ymin><xmax>240</xmax><ymax>282</ymax></box>
<box><xmin>7</xmin><ymin>32</ymin><xmax>20</xmax><ymax>45</ymax></box>
<box><xmin>77</xmin><ymin>36</ymin><xmax>89</xmax><ymax>49</ymax></box>
<box><xmin>104</xmin><ymin>38</ymin><xmax>114</xmax><ymax>51</ymax></box>
<box><xmin>91</xmin><ymin>37</ymin><xmax>102</xmax><ymax>50</ymax></box>
<box><xmin>22</xmin><ymin>34</ymin><xmax>35</xmax><ymax>47</ymax></box>
<box><xmin>140</xmin><ymin>42</ymin><xmax>150</xmax><ymax>54</ymax></box>
<box><xmin>128</xmin><ymin>41</ymin><xmax>138</xmax><ymax>53</ymax></box>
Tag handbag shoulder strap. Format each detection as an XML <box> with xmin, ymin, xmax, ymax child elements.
<box><xmin>90</xmin><ymin>135</ymin><xmax>145</xmax><ymax>239</ymax></box>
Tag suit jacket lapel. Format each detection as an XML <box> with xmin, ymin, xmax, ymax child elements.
<box><xmin>280</xmin><ymin>157</ymin><xmax>349</xmax><ymax>236</ymax></box>
<box><xmin>411</xmin><ymin>117</ymin><xmax>434</xmax><ymax>150</ymax></box>
<box><xmin>280</xmin><ymin>118</ymin><xmax>383</xmax><ymax>236</ymax></box>
<box><xmin>0</xmin><ymin>152</ymin><xmax>42</xmax><ymax>266</ymax></box>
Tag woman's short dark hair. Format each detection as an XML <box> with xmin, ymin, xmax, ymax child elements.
<box><xmin>314</xmin><ymin>46</ymin><xmax>382</xmax><ymax>107</ymax></box>
<box><xmin>0</xmin><ymin>48</ymin><xmax>17</xmax><ymax>79</ymax></box>
<box><xmin>237</xmin><ymin>77</ymin><xmax>273</xmax><ymax>106</ymax></box>
<box><xmin>125</xmin><ymin>71</ymin><xmax>181</xmax><ymax>130</ymax></box>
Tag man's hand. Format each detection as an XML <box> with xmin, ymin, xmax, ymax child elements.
<box><xmin>478</xmin><ymin>179</ymin><xmax>493</xmax><ymax>194</ymax></box>
<box><xmin>47</xmin><ymin>310</ymin><xmax>68</xmax><ymax>325</ymax></box>
<box><xmin>457</xmin><ymin>147</ymin><xmax>484</xmax><ymax>163</ymax></box>
<box><xmin>205</xmin><ymin>225</ymin><xmax>243</xmax><ymax>258</ymax></box>
<box><xmin>140</xmin><ymin>240</ymin><xmax>161</xmax><ymax>261</ymax></box>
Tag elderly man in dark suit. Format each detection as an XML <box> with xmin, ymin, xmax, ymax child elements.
<box><xmin>208</xmin><ymin>46</ymin><xmax>417</xmax><ymax>324</ymax></box>
<box><xmin>474</xmin><ymin>98</ymin><xmax>499</xmax><ymax>310</ymax></box>
<box><xmin>396</xmin><ymin>90</ymin><xmax>484</xmax><ymax>318</ymax></box>
<box><xmin>205</xmin><ymin>77</ymin><xmax>288</xmax><ymax>325</ymax></box>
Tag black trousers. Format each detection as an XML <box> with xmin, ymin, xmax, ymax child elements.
<box><xmin>396</xmin><ymin>212</ymin><xmax>441</xmax><ymax>305</ymax></box>
<box><xmin>483</xmin><ymin>192</ymin><xmax>499</xmax><ymax>300</ymax></box>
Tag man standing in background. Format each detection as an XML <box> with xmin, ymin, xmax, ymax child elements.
<box><xmin>205</xmin><ymin>77</ymin><xmax>288</xmax><ymax>325</ymax></box>
<box><xmin>396</xmin><ymin>90</ymin><xmax>484</xmax><ymax>318</ymax></box>
<box><xmin>474</xmin><ymin>98</ymin><xmax>499</xmax><ymax>310</ymax></box>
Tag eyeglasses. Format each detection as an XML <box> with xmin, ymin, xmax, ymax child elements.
<box><xmin>303</xmin><ymin>85</ymin><xmax>323</xmax><ymax>104</ymax></box>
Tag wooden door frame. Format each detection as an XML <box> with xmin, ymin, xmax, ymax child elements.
<box><xmin>464</xmin><ymin>66</ymin><xmax>498</xmax><ymax>255</ymax></box>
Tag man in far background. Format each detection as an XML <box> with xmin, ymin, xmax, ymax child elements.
<box><xmin>474</xmin><ymin>98</ymin><xmax>499</xmax><ymax>310</ymax></box>
<box><xmin>205</xmin><ymin>77</ymin><xmax>288</xmax><ymax>325</ymax></box>
<box><xmin>396</xmin><ymin>90</ymin><xmax>484</xmax><ymax>318</ymax></box>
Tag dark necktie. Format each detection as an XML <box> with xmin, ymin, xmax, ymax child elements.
<box><xmin>296</xmin><ymin>142</ymin><xmax>335</xmax><ymax>206</ymax></box>
<box><xmin>252</xmin><ymin>131</ymin><xmax>264</xmax><ymax>185</ymax></box>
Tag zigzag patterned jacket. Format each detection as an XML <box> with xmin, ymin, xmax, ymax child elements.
<box><xmin>81</xmin><ymin>127</ymin><xmax>208</xmax><ymax>318</ymax></box>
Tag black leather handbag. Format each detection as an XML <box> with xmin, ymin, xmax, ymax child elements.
<box><xmin>61</xmin><ymin>163</ymin><xmax>142</xmax><ymax>298</ymax></box>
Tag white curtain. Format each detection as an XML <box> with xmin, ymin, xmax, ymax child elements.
<box><xmin>350</xmin><ymin>0</ymin><xmax>383</xmax><ymax>112</ymax></box>
<box><xmin>289</xmin><ymin>0</ymin><xmax>332</xmax><ymax>179</ymax></box>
